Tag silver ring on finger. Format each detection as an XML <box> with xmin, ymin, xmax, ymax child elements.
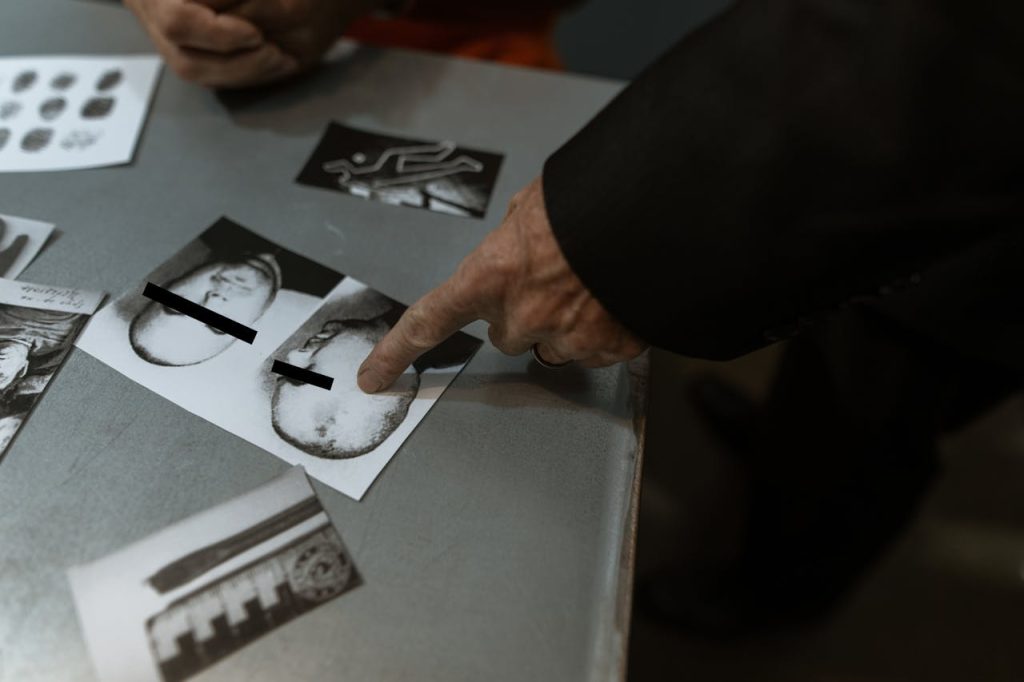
<box><xmin>531</xmin><ymin>343</ymin><xmax>572</xmax><ymax>369</ymax></box>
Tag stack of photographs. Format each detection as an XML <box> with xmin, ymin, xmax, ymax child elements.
<box><xmin>76</xmin><ymin>217</ymin><xmax>481</xmax><ymax>500</ymax></box>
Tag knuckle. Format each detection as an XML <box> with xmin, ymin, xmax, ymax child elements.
<box><xmin>477</xmin><ymin>234</ymin><xmax>517</xmax><ymax>280</ymax></box>
<box><xmin>400</xmin><ymin>308</ymin><xmax>437</xmax><ymax>352</ymax></box>
<box><xmin>514</xmin><ymin>301</ymin><xmax>553</xmax><ymax>339</ymax></box>
<box><xmin>171</xmin><ymin>57</ymin><xmax>201</xmax><ymax>81</ymax></box>
<box><xmin>625</xmin><ymin>340</ymin><xmax>647</xmax><ymax>357</ymax></box>
<box><xmin>488</xmin><ymin>324</ymin><xmax>527</xmax><ymax>355</ymax></box>
<box><xmin>486</xmin><ymin>324</ymin><xmax>505</xmax><ymax>347</ymax></box>
<box><xmin>161</xmin><ymin>8</ymin><xmax>192</xmax><ymax>42</ymax></box>
<box><xmin>558</xmin><ymin>333</ymin><xmax>589</xmax><ymax>359</ymax></box>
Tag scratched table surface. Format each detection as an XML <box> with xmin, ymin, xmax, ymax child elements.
<box><xmin>0</xmin><ymin>1</ymin><xmax>645</xmax><ymax>681</ymax></box>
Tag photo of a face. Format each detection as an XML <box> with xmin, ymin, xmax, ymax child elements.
<box><xmin>75</xmin><ymin>218</ymin><xmax>481</xmax><ymax>499</ymax></box>
<box><xmin>112</xmin><ymin>217</ymin><xmax>340</xmax><ymax>368</ymax></box>
<box><xmin>264</xmin><ymin>282</ymin><xmax>481</xmax><ymax>468</ymax></box>
<box><xmin>130</xmin><ymin>255</ymin><xmax>281</xmax><ymax>366</ymax></box>
<box><xmin>272</xmin><ymin>318</ymin><xmax>418</xmax><ymax>459</ymax></box>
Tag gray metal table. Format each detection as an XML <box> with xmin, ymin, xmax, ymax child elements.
<box><xmin>0</xmin><ymin>2</ymin><xmax>646</xmax><ymax>680</ymax></box>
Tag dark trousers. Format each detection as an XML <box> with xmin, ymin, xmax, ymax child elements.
<box><xmin>740</xmin><ymin>309</ymin><xmax>1022</xmax><ymax>616</ymax></box>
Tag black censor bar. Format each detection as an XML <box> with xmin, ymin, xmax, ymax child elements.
<box><xmin>271</xmin><ymin>360</ymin><xmax>334</xmax><ymax>390</ymax></box>
<box><xmin>142</xmin><ymin>282</ymin><xmax>258</xmax><ymax>344</ymax></box>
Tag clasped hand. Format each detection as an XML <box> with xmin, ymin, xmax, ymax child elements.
<box><xmin>124</xmin><ymin>0</ymin><xmax>381</xmax><ymax>88</ymax></box>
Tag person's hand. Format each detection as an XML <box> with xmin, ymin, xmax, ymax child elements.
<box><xmin>124</xmin><ymin>0</ymin><xmax>300</xmax><ymax>88</ymax></box>
<box><xmin>217</xmin><ymin>0</ymin><xmax>384</xmax><ymax>73</ymax></box>
<box><xmin>357</xmin><ymin>177</ymin><xmax>648</xmax><ymax>393</ymax></box>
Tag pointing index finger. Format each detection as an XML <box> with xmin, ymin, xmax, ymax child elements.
<box><xmin>358</xmin><ymin>278</ymin><xmax>478</xmax><ymax>394</ymax></box>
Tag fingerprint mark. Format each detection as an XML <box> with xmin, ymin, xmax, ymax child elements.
<box><xmin>39</xmin><ymin>97</ymin><xmax>67</xmax><ymax>122</ymax></box>
<box><xmin>0</xmin><ymin>129</ymin><xmax>9</xmax><ymax>151</ymax></box>
<box><xmin>21</xmin><ymin>128</ymin><xmax>53</xmax><ymax>153</ymax></box>
<box><xmin>0</xmin><ymin>101</ymin><xmax>20</xmax><ymax>121</ymax></box>
<box><xmin>60</xmin><ymin>129</ymin><xmax>101</xmax><ymax>150</ymax></box>
<box><xmin>12</xmin><ymin>70</ymin><xmax>37</xmax><ymax>93</ymax></box>
<box><xmin>81</xmin><ymin>97</ymin><xmax>115</xmax><ymax>119</ymax></box>
<box><xmin>96</xmin><ymin>69</ymin><xmax>123</xmax><ymax>92</ymax></box>
<box><xmin>51</xmin><ymin>72</ymin><xmax>77</xmax><ymax>90</ymax></box>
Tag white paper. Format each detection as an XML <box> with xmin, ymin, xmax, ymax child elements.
<box><xmin>68</xmin><ymin>466</ymin><xmax>360</xmax><ymax>682</ymax></box>
<box><xmin>0</xmin><ymin>55</ymin><xmax>161</xmax><ymax>172</ymax></box>
<box><xmin>0</xmin><ymin>276</ymin><xmax>104</xmax><ymax>315</ymax></box>
<box><xmin>76</xmin><ymin>218</ymin><xmax>479</xmax><ymax>500</ymax></box>
<box><xmin>0</xmin><ymin>213</ymin><xmax>54</xmax><ymax>278</ymax></box>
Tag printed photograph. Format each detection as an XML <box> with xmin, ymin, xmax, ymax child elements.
<box><xmin>0</xmin><ymin>277</ymin><xmax>104</xmax><ymax>460</ymax></box>
<box><xmin>296</xmin><ymin>122</ymin><xmax>504</xmax><ymax>218</ymax></box>
<box><xmin>263</xmin><ymin>280</ymin><xmax>481</xmax><ymax>462</ymax></box>
<box><xmin>77</xmin><ymin>218</ymin><xmax>481</xmax><ymax>500</ymax></box>
<box><xmin>69</xmin><ymin>467</ymin><xmax>360</xmax><ymax>682</ymax></box>
<box><xmin>119</xmin><ymin>217</ymin><xmax>341</xmax><ymax>367</ymax></box>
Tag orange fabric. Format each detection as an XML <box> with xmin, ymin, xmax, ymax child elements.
<box><xmin>346</xmin><ymin>13</ymin><xmax>564</xmax><ymax>70</ymax></box>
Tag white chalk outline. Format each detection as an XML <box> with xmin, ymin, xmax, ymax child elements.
<box><xmin>321</xmin><ymin>140</ymin><xmax>485</xmax><ymax>190</ymax></box>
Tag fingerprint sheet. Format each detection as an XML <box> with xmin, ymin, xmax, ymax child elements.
<box><xmin>0</xmin><ymin>55</ymin><xmax>162</xmax><ymax>172</ymax></box>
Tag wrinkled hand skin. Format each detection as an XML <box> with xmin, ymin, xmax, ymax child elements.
<box><xmin>358</xmin><ymin>177</ymin><xmax>648</xmax><ymax>394</ymax></box>
<box><xmin>124</xmin><ymin>0</ymin><xmax>296</xmax><ymax>87</ymax></box>
<box><xmin>124</xmin><ymin>0</ymin><xmax>380</xmax><ymax>88</ymax></box>
<box><xmin>221</xmin><ymin>0</ymin><xmax>382</xmax><ymax>72</ymax></box>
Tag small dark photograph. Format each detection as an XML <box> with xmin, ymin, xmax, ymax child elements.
<box><xmin>20</xmin><ymin>128</ymin><xmax>52</xmax><ymax>153</ymax></box>
<box><xmin>81</xmin><ymin>96</ymin><xmax>115</xmax><ymax>119</ymax></box>
<box><xmin>296</xmin><ymin>122</ymin><xmax>504</xmax><ymax>219</ymax></box>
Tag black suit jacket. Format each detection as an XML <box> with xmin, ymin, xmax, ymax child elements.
<box><xmin>543</xmin><ymin>0</ymin><xmax>1024</xmax><ymax>370</ymax></box>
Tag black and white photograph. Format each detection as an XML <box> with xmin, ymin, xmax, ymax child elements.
<box><xmin>296</xmin><ymin>122</ymin><xmax>504</xmax><ymax>218</ymax></box>
<box><xmin>77</xmin><ymin>218</ymin><xmax>480</xmax><ymax>500</ymax></box>
<box><xmin>0</xmin><ymin>277</ymin><xmax>104</xmax><ymax>460</ymax></box>
<box><xmin>113</xmin><ymin>217</ymin><xmax>341</xmax><ymax>368</ymax></box>
<box><xmin>0</xmin><ymin>55</ymin><xmax>161</xmax><ymax>172</ymax></box>
<box><xmin>69</xmin><ymin>466</ymin><xmax>360</xmax><ymax>682</ymax></box>
<box><xmin>260</xmin><ymin>278</ymin><xmax>481</xmax><ymax>496</ymax></box>
<box><xmin>0</xmin><ymin>212</ymin><xmax>55</xmax><ymax>279</ymax></box>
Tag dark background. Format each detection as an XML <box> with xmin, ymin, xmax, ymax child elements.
<box><xmin>555</xmin><ymin>3</ymin><xmax>1024</xmax><ymax>682</ymax></box>
<box><xmin>556</xmin><ymin>0</ymin><xmax>730</xmax><ymax>79</ymax></box>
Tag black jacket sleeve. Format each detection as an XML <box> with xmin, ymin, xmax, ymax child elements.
<box><xmin>543</xmin><ymin>0</ymin><xmax>1024</xmax><ymax>360</ymax></box>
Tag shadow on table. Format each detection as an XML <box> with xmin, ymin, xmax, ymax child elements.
<box><xmin>214</xmin><ymin>45</ymin><xmax>451</xmax><ymax>138</ymax></box>
<box><xmin>439</xmin><ymin>362</ymin><xmax>634</xmax><ymax>423</ymax></box>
